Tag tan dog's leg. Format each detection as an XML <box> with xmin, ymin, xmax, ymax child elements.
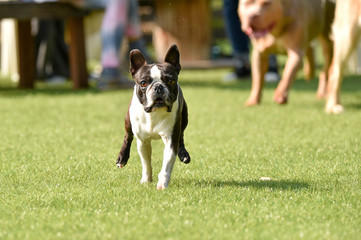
<box><xmin>326</xmin><ymin>3</ymin><xmax>361</xmax><ymax>114</ymax></box>
<box><xmin>273</xmin><ymin>49</ymin><xmax>302</xmax><ymax>104</ymax></box>
<box><xmin>245</xmin><ymin>50</ymin><xmax>268</xmax><ymax>106</ymax></box>
<box><xmin>304</xmin><ymin>46</ymin><xmax>315</xmax><ymax>81</ymax></box>
<box><xmin>317</xmin><ymin>36</ymin><xmax>333</xmax><ymax>99</ymax></box>
<box><xmin>326</xmin><ymin>32</ymin><xmax>360</xmax><ymax>113</ymax></box>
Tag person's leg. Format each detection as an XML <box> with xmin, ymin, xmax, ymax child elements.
<box><xmin>101</xmin><ymin>0</ymin><xmax>127</xmax><ymax>70</ymax></box>
<box><xmin>35</xmin><ymin>20</ymin><xmax>54</xmax><ymax>79</ymax></box>
<box><xmin>126</xmin><ymin>0</ymin><xmax>153</xmax><ymax>63</ymax></box>
<box><xmin>100</xmin><ymin>0</ymin><xmax>133</xmax><ymax>89</ymax></box>
<box><xmin>223</xmin><ymin>0</ymin><xmax>249</xmax><ymax>56</ymax></box>
<box><xmin>223</xmin><ymin>0</ymin><xmax>251</xmax><ymax>80</ymax></box>
<box><xmin>52</xmin><ymin>19</ymin><xmax>69</xmax><ymax>78</ymax></box>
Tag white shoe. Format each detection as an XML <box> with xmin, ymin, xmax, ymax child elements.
<box><xmin>265</xmin><ymin>72</ymin><xmax>280</xmax><ymax>83</ymax></box>
<box><xmin>222</xmin><ymin>72</ymin><xmax>238</xmax><ymax>82</ymax></box>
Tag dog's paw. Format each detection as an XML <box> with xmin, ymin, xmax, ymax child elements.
<box><xmin>140</xmin><ymin>175</ymin><xmax>153</xmax><ymax>183</ymax></box>
<box><xmin>157</xmin><ymin>173</ymin><xmax>170</xmax><ymax>190</ymax></box>
<box><xmin>157</xmin><ymin>181</ymin><xmax>168</xmax><ymax>190</ymax></box>
<box><xmin>316</xmin><ymin>91</ymin><xmax>327</xmax><ymax>99</ymax></box>
<box><xmin>273</xmin><ymin>93</ymin><xmax>288</xmax><ymax>105</ymax></box>
<box><xmin>178</xmin><ymin>147</ymin><xmax>191</xmax><ymax>164</ymax></box>
<box><xmin>325</xmin><ymin>103</ymin><xmax>344</xmax><ymax>114</ymax></box>
<box><xmin>116</xmin><ymin>155</ymin><xmax>128</xmax><ymax>168</ymax></box>
<box><xmin>245</xmin><ymin>98</ymin><xmax>260</xmax><ymax>106</ymax></box>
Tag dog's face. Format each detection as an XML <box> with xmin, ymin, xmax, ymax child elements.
<box><xmin>129</xmin><ymin>45</ymin><xmax>181</xmax><ymax>113</ymax></box>
<box><xmin>238</xmin><ymin>0</ymin><xmax>283</xmax><ymax>38</ymax></box>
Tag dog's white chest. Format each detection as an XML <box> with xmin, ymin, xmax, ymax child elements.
<box><xmin>129</xmin><ymin>90</ymin><xmax>179</xmax><ymax>140</ymax></box>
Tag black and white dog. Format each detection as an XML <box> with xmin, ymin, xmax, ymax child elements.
<box><xmin>116</xmin><ymin>45</ymin><xmax>191</xmax><ymax>189</ymax></box>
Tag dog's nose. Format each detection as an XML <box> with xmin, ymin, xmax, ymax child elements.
<box><xmin>155</xmin><ymin>84</ymin><xmax>164</xmax><ymax>94</ymax></box>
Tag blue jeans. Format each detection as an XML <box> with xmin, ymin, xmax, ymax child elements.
<box><xmin>223</xmin><ymin>0</ymin><xmax>249</xmax><ymax>56</ymax></box>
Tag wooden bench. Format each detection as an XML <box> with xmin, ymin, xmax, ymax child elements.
<box><xmin>0</xmin><ymin>1</ymin><xmax>88</xmax><ymax>89</ymax></box>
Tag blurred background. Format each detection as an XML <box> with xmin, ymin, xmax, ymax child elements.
<box><xmin>0</xmin><ymin>0</ymin><xmax>237</xmax><ymax>85</ymax></box>
<box><xmin>1</xmin><ymin>0</ymin><xmax>361</xmax><ymax>88</ymax></box>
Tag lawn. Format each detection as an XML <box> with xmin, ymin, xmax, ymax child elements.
<box><xmin>0</xmin><ymin>69</ymin><xmax>360</xmax><ymax>240</ymax></box>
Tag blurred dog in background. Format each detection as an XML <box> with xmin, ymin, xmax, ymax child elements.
<box><xmin>238</xmin><ymin>0</ymin><xmax>335</xmax><ymax>106</ymax></box>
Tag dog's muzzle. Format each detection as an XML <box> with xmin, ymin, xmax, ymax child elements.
<box><xmin>144</xmin><ymin>83</ymin><xmax>172</xmax><ymax>112</ymax></box>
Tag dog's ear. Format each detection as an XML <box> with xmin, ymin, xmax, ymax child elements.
<box><xmin>165</xmin><ymin>44</ymin><xmax>181</xmax><ymax>74</ymax></box>
<box><xmin>129</xmin><ymin>49</ymin><xmax>146</xmax><ymax>77</ymax></box>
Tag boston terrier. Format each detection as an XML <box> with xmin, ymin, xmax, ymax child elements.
<box><xmin>116</xmin><ymin>45</ymin><xmax>191</xmax><ymax>190</ymax></box>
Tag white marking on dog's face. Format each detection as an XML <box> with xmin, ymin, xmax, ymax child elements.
<box><xmin>146</xmin><ymin>65</ymin><xmax>162</xmax><ymax>98</ymax></box>
<box><xmin>150</xmin><ymin>65</ymin><xmax>162</xmax><ymax>82</ymax></box>
<box><xmin>147</xmin><ymin>65</ymin><xmax>162</xmax><ymax>102</ymax></box>
<box><xmin>144</xmin><ymin>65</ymin><xmax>161</xmax><ymax>108</ymax></box>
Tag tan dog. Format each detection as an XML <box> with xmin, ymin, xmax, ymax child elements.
<box><xmin>238</xmin><ymin>0</ymin><xmax>335</xmax><ymax>105</ymax></box>
<box><xmin>326</xmin><ymin>0</ymin><xmax>361</xmax><ymax>114</ymax></box>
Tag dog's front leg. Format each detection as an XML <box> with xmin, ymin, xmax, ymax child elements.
<box><xmin>246</xmin><ymin>49</ymin><xmax>268</xmax><ymax>106</ymax></box>
<box><xmin>157</xmin><ymin>137</ymin><xmax>177</xmax><ymax>190</ymax></box>
<box><xmin>116</xmin><ymin>108</ymin><xmax>133</xmax><ymax>168</ymax></box>
<box><xmin>137</xmin><ymin>139</ymin><xmax>153</xmax><ymax>183</ymax></box>
<box><xmin>274</xmin><ymin>49</ymin><xmax>302</xmax><ymax>104</ymax></box>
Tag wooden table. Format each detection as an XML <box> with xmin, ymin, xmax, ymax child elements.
<box><xmin>0</xmin><ymin>1</ymin><xmax>88</xmax><ymax>89</ymax></box>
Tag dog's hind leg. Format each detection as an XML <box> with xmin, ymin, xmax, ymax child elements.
<box><xmin>317</xmin><ymin>35</ymin><xmax>334</xmax><ymax>99</ymax></box>
<box><xmin>116</xmin><ymin>106</ymin><xmax>134</xmax><ymax>168</ymax></box>
<box><xmin>304</xmin><ymin>45</ymin><xmax>315</xmax><ymax>81</ymax></box>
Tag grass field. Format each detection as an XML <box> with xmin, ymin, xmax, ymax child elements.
<box><xmin>0</xmin><ymin>69</ymin><xmax>360</xmax><ymax>239</ymax></box>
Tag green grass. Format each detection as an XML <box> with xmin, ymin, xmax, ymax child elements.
<box><xmin>0</xmin><ymin>69</ymin><xmax>360</xmax><ymax>240</ymax></box>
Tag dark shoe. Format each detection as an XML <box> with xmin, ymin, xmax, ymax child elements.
<box><xmin>235</xmin><ymin>65</ymin><xmax>251</xmax><ymax>78</ymax></box>
<box><xmin>223</xmin><ymin>54</ymin><xmax>251</xmax><ymax>82</ymax></box>
<box><xmin>223</xmin><ymin>65</ymin><xmax>251</xmax><ymax>82</ymax></box>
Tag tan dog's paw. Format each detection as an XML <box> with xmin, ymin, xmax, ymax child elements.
<box><xmin>325</xmin><ymin>103</ymin><xmax>344</xmax><ymax>114</ymax></box>
<box><xmin>317</xmin><ymin>90</ymin><xmax>327</xmax><ymax>99</ymax></box>
<box><xmin>245</xmin><ymin>98</ymin><xmax>260</xmax><ymax>106</ymax></box>
<box><xmin>273</xmin><ymin>92</ymin><xmax>288</xmax><ymax>105</ymax></box>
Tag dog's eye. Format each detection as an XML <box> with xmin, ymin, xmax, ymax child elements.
<box><xmin>261</xmin><ymin>0</ymin><xmax>271</xmax><ymax>7</ymax></box>
<box><xmin>164</xmin><ymin>76</ymin><xmax>176</xmax><ymax>85</ymax></box>
<box><xmin>140</xmin><ymin>80</ymin><xmax>148</xmax><ymax>87</ymax></box>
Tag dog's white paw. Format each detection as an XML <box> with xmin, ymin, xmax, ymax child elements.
<box><xmin>140</xmin><ymin>175</ymin><xmax>153</xmax><ymax>183</ymax></box>
<box><xmin>157</xmin><ymin>182</ymin><xmax>168</xmax><ymax>190</ymax></box>
<box><xmin>157</xmin><ymin>173</ymin><xmax>171</xmax><ymax>190</ymax></box>
<box><xmin>157</xmin><ymin>177</ymin><xmax>170</xmax><ymax>190</ymax></box>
